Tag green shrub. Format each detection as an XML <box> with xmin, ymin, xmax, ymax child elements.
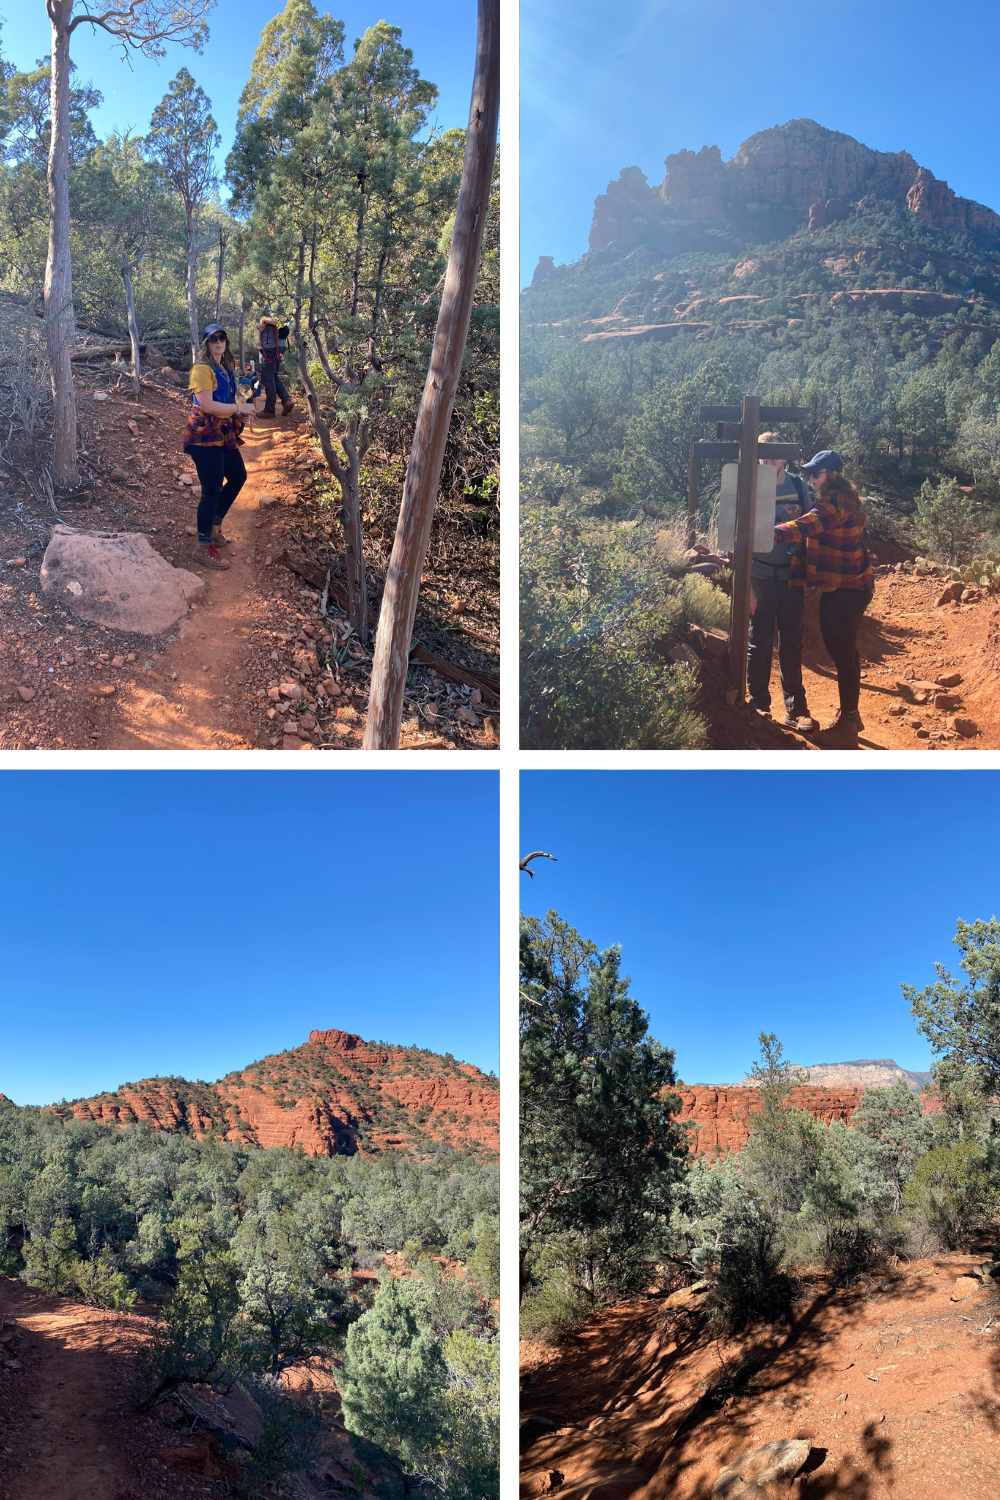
<box><xmin>708</xmin><ymin>1200</ymin><xmax>793</xmax><ymax>1334</ymax></box>
<box><xmin>679</xmin><ymin>572</ymin><xmax>730</xmax><ymax>631</ymax></box>
<box><xmin>519</xmin><ymin>1269</ymin><xmax>592</xmax><ymax>1340</ymax></box>
<box><xmin>914</xmin><ymin>477</ymin><xmax>979</xmax><ymax>564</ymax></box>
<box><xmin>74</xmin><ymin>1250</ymin><xmax>137</xmax><ymax>1310</ymax></box>
<box><xmin>519</xmin><ymin>505</ymin><xmax>706</xmax><ymax>749</ymax></box>
<box><xmin>21</xmin><ymin>1218</ymin><xmax>80</xmax><ymax>1295</ymax></box>
<box><xmin>902</xmin><ymin>1142</ymin><xmax>996</xmax><ymax>1248</ymax></box>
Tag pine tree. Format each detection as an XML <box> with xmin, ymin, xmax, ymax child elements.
<box><xmin>146</xmin><ymin>67</ymin><xmax>220</xmax><ymax>359</ymax></box>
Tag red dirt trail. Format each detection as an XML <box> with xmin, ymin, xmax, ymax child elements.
<box><xmin>520</xmin><ymin>1255</ymin><xmax>1000</xmax><ymax>1499</ymax></box>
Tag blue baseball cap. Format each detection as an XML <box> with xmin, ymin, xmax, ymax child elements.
<box><xmin>202</xmin><ymin>323</ymin><xmax>227</xmax><ymax>341</ymax></box>
<box><xmin>801</xmin><ymin>449</ymin><xmax>843</xmax><ymax>474</ymax></box>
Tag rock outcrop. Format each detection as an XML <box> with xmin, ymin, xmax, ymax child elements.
<box><xmin>587</xmin><ymin>119</ymin><xmax>1000</xmax><ymax>255</ymax></box>
<box><xmin>40</xmin><ymin>524</ymin><xmax>204</xmax><ymax>634</ymax></box>
<box><xmin>677</xmin><ymin>1085</ymin><xmax>865</xmax><ymax>1156</ymax></box>
<box><xmin>49</xmin><ymin>1027</ymin><xmax>500</xmax><ymax>1159</ymax></box>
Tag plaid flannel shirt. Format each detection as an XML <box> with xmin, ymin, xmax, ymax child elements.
<box><xmin>773</xmin><ymin>484</ymin><xmax>874</xmax><ymax>593</ymax></box>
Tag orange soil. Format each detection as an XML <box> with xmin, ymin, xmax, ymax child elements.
<box><xmin>521</xmin><ymin>1255</ymin><xmax>1000</xmax><ymax>1499</ymax></box>
<box><xmin>703</xmin><ymin>574</ymin><xmax>1000</xmax><ymax>751</ymax></box>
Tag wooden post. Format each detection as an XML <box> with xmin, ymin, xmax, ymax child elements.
<box><xmin>686</xmin><ymin>443</ymin><xmax>698</xmax><ymax>548</ymax></box>
<box><xmin>728</xmin><ymin>394</ymin><xmax>759</xmax><ymax>698</ymax></box>
<box><xmin>364</xmin><ymin>0</ymin><xmax>500</xmax><ymax>749</ymax></box>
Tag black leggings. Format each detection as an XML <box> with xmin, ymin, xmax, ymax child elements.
<box><xmin>818</xmin><ymin>588</ymin><xmax>873</xmax><ymax>714</ymax></box>
<box><xmin>186</xmin><ymin>445</ymin><xmax>247</xmax><ymax>543</ymax></box>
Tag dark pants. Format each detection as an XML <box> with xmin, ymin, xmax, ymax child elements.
<box><xmin>259</xmin><ymin>359</ymin><xmax>289</xmax><ymax>413</ymax></box>
<box><xmin>746</xmin><ymin>576</ymin><xmax>808</xmax><ymax>715</ymax></box>
<box><xmin>186</xmin><ymin>445</ymin><xmax>247</xmax><ymax>543</ymax></box>
<box><xmin>818</xmin><ymin>588</ymin><xmax>872</xmax><ymax>714</ymax></box>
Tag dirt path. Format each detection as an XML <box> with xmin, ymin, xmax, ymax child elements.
<box><xmin>105</xmin><ymin>417</ymin><xmax>279</xmax><ymax>751</ymax></box>
<box><xmin>702</xmin><ymin>571</ymin><xmax>1000</xmax><ymax>751</ymax></box>
<box><xmin>521</xmin><ymin>1254</ymin><xmax>1000</xmax><ymax>1500</ymax></box>
<box><xmin>0</xmin><ymin>1278</ymin><xmax>199</xmax><ymax>1500</ymax></box>
<box><xmin>0</xmin><ymin>375</ymin><xmax>499</xmax><ymax>751</ymax></box>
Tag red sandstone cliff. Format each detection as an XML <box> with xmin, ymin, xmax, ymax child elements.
<box><xmin>48</xmin><ymin>1027</ymin><xmax>499</xmax><ymax>1159</ymax></box>
<box><xmin>677</xmin><ymin>1084</ymin><xmax>939</xmax><ymax>1156</ymax></box>
<box><xmin>587</xmin><ymin>119</ymin><xmax>1000</xmax><ymax>254</ymax></box>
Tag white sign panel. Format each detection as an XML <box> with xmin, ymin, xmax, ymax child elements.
<box><xmin>717</xmin><ymin>462</ymin><xmax>778</xmax><ymax>552</ymax></box>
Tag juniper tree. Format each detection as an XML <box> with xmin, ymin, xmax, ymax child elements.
<box><xmin>43</xmin><ymin>0</ymin><xmax>214</xmax><ymax>487</ymax></box>
<box><xmin>146</xmin><ymin>67</ymin><xmax>220</xmax><ymax>359</ymax></box>
<box><xmin>904</xmin><ymin>917</ymin><xmax>1000</xmax><ymax>1114</ymax></box>
<box><xmin>519</xmin><ymin>910</ymin><xmax>689</xmax><ymax>1303</ymax></box>
<box><xmin>227</xmin><ymin>3</ymin><xmax>454</xmax><ymax>641</ymax></box>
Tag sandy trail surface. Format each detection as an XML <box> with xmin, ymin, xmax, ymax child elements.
<box><xmin>0</xmin><ymin>1278</ymin><xmax>209</xmax><ymax>1500</ymax></box>
<box><xmin>105</xmin><ymin>418</ymin><xmax>277</xmax><ymax>751</ymax></box>
<box><xmin>521</xmin><ymin>1253</ymin><xmax>1000</xmax><ymax>1499</ymax></box>
<box><xmin>702</xmin><ymin>572</ymin><xmax>1000</xmax><ymax>750</ymax></box>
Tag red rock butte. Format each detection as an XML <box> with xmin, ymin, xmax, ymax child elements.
<box><xmin>45</xmin><ymin>1028</ymin><xmax>499</xmax><ymax>1159</ymax></box>
<box><xmin>678</xmin><ymin>1084</ymin><xmax>940</xmax><ymax>1156</ymax></box>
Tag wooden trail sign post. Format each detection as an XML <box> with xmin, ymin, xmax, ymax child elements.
<box><xmin>693</xmin><ymin>399</ymin><xmax>808</xmax><ymax>699</ymax></box>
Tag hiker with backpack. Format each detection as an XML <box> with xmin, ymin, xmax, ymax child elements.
<box><xmin>257</xmin><ymin>312</ymin><xmax>294</xmax><ymax>418</ymax></box>
<box><xmin>183</xmin><ymin>324</ymin><xmax>255</xmax><ymax>572</ymax></box>
<box><xmin>771</xmin><ymin>449</ymin><xmax>875</xmax><ymax>749</ymax></box>
<box><xmin>746</xmin><ymin>433</ymin><xmax>817</xmax><ymax>733</ymax></box>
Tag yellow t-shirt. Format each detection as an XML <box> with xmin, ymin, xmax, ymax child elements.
<box><xmin>189</xmin><ymin>362</ymin><xmax>219</xmax><ymax>394</ymax></box>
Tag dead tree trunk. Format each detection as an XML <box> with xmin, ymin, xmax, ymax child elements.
<box><xmin>44</xmin><ymin>0</ymin><xmax>79</xmax><ymax>489</ymax></box>
<box><xmin>364</xmin><ymin>0</ymin><xmax>500</xmax><ymax>748</ymax></box>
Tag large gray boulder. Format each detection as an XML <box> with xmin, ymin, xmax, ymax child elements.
<box><xmin>40</xmin><ymin>524</ymin><xmax>204</xmax><ymax>634</ymax></box>
<box><xmin>712</xmin><ymin>1440</ymin><xmax>812</xmax><ymax>1497</ymax></box>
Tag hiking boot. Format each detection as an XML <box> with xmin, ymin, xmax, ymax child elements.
<box><xmin>281</xmin><ymin>400</ymin><xmax>295</xmax><ymax>415</ymax></box>
<box><xmin>190</xmin><ymin>542</ymin><xmax>230</xmax><ymax>571</ymax></box>
<box><xmin>748</xmin><ymin>697</ymin><xmax>771</xmax><ymax>716</ymax></box>
<box><xmin>211</xmin><ymin>526</ymin><xmax>230</xmax><ymax>547</ymax></box>
<box><xmin>258</xmin><ymin>409</ymin><xmax>276</xmax><ymax>419</ymax></box>
<box><xmin>781</xmin><ymin>711</ymin><xmax>818</xmax><ymax>733</ymax></box>
<box><xmin>813</xmin><ymin>710</ymin><xmax>862</xmax><ymax>749</ymax></box>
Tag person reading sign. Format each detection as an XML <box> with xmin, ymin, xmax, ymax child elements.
<box><xmin>746</xmin><ymin>432</ymin><xmax>817</xmax><ymax>732</ymax></box>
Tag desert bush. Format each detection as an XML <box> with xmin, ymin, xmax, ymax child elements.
<box><xmin>678</xmin><ymin>571</ymin><xmax>730</xmax><ymax>631</ymax></box>
<box><xmin>520</xmin><ymin>504</ymin><xmax>706</xmax><ymax>748</ymax></box>
<box><xmin>913</xmin><ymin>477</ymin><xmax>979</xmax><ymax>564</ymax></box>
<box><xmin>519</xmin><ymin>1264</ymin><xmax>592</xmax><ymax>1340</ymax></box>
<box><xmin>236</xmin><ymin>1376</ymin><xmax>324</xmax><ymax>1499</ymax></box>
<box><xmin>902</xmin><ymin>1141</ymin><xmax>997</xmax><ymax>1248</ymax></box>
<box><xmin>709</xmin><ymin>1197</ymin><xmax>793</xmax><ymax>1334</ymax></box>
<box><xmin>73</xmin><ymin>1249</ymin><xmax>137</xmax><ymax>1310</ymax></box>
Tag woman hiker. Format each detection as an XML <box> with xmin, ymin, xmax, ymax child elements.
<box><xmin>184</xmin><ymin>324</ymin><xmax>256</xmax><ymax>571</ymax></box>
<box><xmin>771</xmin><ymin>449</ymin><xmax>874</xmax><ymax>749</ymax></box>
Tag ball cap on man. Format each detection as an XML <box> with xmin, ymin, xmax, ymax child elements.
<box><xmin>801</xmin><ymin>449</ymin><xmax>843</xmax><ymax>474</ymax></box>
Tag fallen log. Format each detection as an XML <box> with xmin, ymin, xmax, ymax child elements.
<box><xmin>71</xmin><ymin>343</ymin><xmax>148</xmax><ymax>361</ymax></box>
<box><xmin>274</xmin><ymin>550</ymin><xmax>499</xmax><ymax>703</ymax></box>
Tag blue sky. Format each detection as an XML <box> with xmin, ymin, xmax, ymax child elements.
<box><xmin>0</xmin><ymin>769</ymin><xmax>498</xmax><ymax>1106</ymax></box>
<box><xmin>521</xmin><ymin>0</ymin><xmax>1000</xmax><ymax>280</ymax></box>
<box><xmin>0</xmin><ymin>1</ymin><xmax>477</xmax><ymax>176</ymax></box>
<box><xmin>519</xmin><ymin>770</ymin><xmax>1000</xmax><ymax>1085</ymax></box>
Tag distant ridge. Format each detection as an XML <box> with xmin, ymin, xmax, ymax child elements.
<box><xmin>35</xmin><ymin>1027</ymin><xmax>499</xmax><ymax>1159</ymax></box>
<box><xmin>734</xmin><ymin>1058</ymin><xmax>933</xmax><ymax>1093</ymax></box>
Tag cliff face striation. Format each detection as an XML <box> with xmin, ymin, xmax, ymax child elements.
<box><xmin>677</xmin><ymin>1082</ymin><xmax>939</xmax><ymax>1157</ymax></box>
<box><xmin>587</xmin><ymin>119</ymin><xmax>1000</xmax><ymax>256</ymax></box>
<box><xmin>48</xmin><ymin>1027</ymin><xmax>499</xmax><ymax>1159</ymax></box>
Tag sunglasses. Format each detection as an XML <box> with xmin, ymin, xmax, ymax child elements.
<box><xmin>208</xmin><ymin>332</ymin><xmax>227</xmax><ymax>342</ymax></box>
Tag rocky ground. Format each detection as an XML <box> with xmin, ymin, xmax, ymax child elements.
<box><xmin>0</xmin><ymin>366</ymin><xmax>499</xmax><ymax>752</ymax></box>
<box><xmin>520</xmin><ymin>1251</ymin><xmax>1000</xmax><ymax>1500</ymax></box>
<box><xmin>0</xmin><ymin>1278</ymin><xmax>394</xmax><ymax>1500</ymax></box>
<box><xmin>694</xmin><ymin>565</ymin><xmax>1000</xmax><ymax>752</ymax></box>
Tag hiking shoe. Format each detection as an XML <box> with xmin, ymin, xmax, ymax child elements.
<box><xmin>281</xmin><ymin>401</ymin><xmax>295</xmax><ymax>415</ymax></box>
<box><xmin>814</xmin><ymin>710</ymin><xmax>861</xmax><ymax>749</ymax></box>
<box><xmin>748</xmin><ymin>697</ymin><xmax>771</xmax><ymax>716</ymax></box>
<box><xmin>781</xmin><ymin>711</ymin><xmax>818</xmax><ymax>733</ymax></box>
<box><xmin>211</xmin><ymin>526</ymin><xmax>230</xmax><ymax>547</ymax></box>
<box><xmin>258</xmin><ymin>410</ymin><xmax>276</xmax><ymax>419</ymax></box>
<box><xmin>191</xmin><ymin>542</ymin><xmax>230</xmax><ymax>571</ymax></box>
